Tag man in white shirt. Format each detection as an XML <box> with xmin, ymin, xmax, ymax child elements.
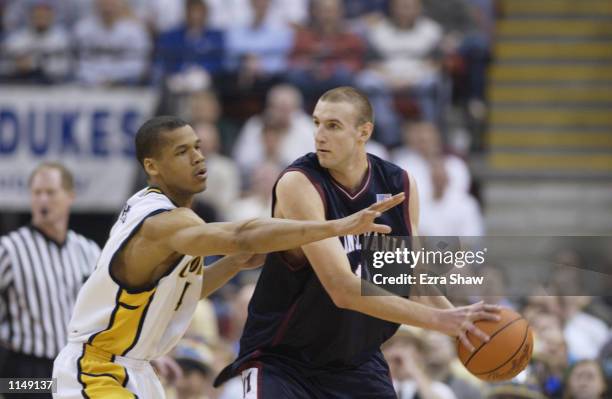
<box><xmin>3</xmin><ymin>0</ymin><xmax>70</xmax><ymax>82</ymax></box>
<box><xmin>73</xmin><ymin>0</ymin><xmax>150</xmax><ymax>85</ymax></box>
<box><xmin>418</xmin><ymin>159</ymin><xmax>484</xmax><ymax>236</ymax></box>
<box><xmin>232</xmin><ymin>84</ymin><xmax>315</xmax><ymax>176</ymax></box>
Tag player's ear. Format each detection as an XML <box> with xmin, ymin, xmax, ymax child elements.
<box><xmin>358</xmin><ymin>121</ymin><xmax>373</xmax><ymax>143</ymax></box>
<box><xmin>144</xmin><ymin>158</ymin><xmax>159</xmax><ymax>177</ymax></box>
<box><xmin>66</xmin><ymin>189</ymin><xmax>76</xmax><ymax>205</ymax></box>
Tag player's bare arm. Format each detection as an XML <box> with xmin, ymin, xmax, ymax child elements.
<box><xmin>200</xmin><ymin>253</ymin><xmax>265</xmax><ymax>299</ymax></box>
<box><xmin>112</xmin><ymin>195</ymin><xmax>403</xmax><ymax>291</ymax></box>
<box><xmin>276</xmin><ymin>171</ymin><xmax>500</xmax><ymax>351</ymax></box>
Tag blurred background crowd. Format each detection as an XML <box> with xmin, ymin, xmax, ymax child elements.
<box><xmin>0</xmin><ymin>0</ymin><xmax>611</xmax><ymax>398</ymax></box>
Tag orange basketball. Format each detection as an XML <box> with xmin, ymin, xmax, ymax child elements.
<box><xmin>457</xmin><ymin>308</ymin><xmax>533</xmax><ymax>382</ymax></box>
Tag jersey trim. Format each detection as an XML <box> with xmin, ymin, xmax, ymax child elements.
<box><xmin>86</xmin><ymin>286</ymin><xmax>156</xmax><ymax>356</ymax></box>
<box><xmin>77</xmin><ymin>343</ymin><xmax>134</xmax><ymax>398</ymax></box>
<box><xmin>327</xmin><ymin>158</ymin><xmax>372</xmax><ymax>201</ymax></box>
<box><xmin>271</xmin><ymin>299</ymin><xmax>301</xmax><ymax>346</ymax></box>
<box><xmin>145</xmin><ymin>186</ymin><xmax>179</xmax><ymax>207</ymax></box>
<box><xmin>107</xmin><ymin>208</ymin><xmax>170</xmax><ymax>294</ymax></box>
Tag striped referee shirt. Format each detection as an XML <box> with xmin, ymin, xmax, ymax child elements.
<box><xmin>0</xmin><ymin>225</ymin><xmax>100</xmax><ymax>359</ymax></box>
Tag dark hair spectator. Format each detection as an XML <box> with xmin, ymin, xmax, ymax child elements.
<box><xmin>2</xmin><ymin>0</ymin><xmax>70</xmax><ymax>83</ymax></box>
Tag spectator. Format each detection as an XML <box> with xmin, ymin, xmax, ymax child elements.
<box><xmin>184</xmin><ymin>298</ymin><xmax>220</xmax><ymax>346</ymax></box>
<box><xmin>343</xmin><ymin>0</ymin><xmax>388</xmax><ymax>22</ymax></box>
<box><xmin>318</xmin><ymin>0</ymin><xmax>390</xmax><ymax>37</ymax></box>
<box><xmin>193</xmin><ymin>122</ymin><xmax>241</xmax><ymax>221</ymax></box>
<box><xmin>563</xmin><ymin>359</ymin><xmax>608</xmax><ymax>399</ymax></box>
<box><xmin>225</xmin><ymin>0</ymin><xmax>294</xmax><ymax>101</ymax></box>
<box><xmin>232</xmin><ymin>84</ymin><xmax>314</xmax><ymax>177</ymax></box>
<box><xmin>418</xmin><ymin>158</ymin><xmax>484</xmax><ymax>236</ymax></box>
<box><xmin>205</xmin><ymin>0</ymin><xmax>308</xmax><ymax>29</ymax></box>
<box><xmin>73</xmin><ymin>0</ymin><xmax>150</xmax><ymax>86</ymax></box>
<box><xmin>392</xmin><ymin>121</ymin><xmax>471</xmax><ymax>205</ymax></box>
<box><xmin>2</xmin><ymin>0</ymin><xmax>70</xmax><ymax>83</ymax></box>
<box><xmin>132</xmin><ymin>0</ymin><xmax>185</xmax><ymax>34</ymax></box>
<box><xmin>528</xmin><ymin>319</ymin><xmax>567</xmax><ymax>399</ymax></box>
<box><xmin>166</xmin><ymin>340</ymin><xmax>216</xmax><ymax>399</ymax></box>
<box><xmin>599</xmin><ymin>339</ymin><xmax>612</xmax><ymax>398</ymax></box>
<box><xmin>422</xmin><ymin>331</ymin><xmax>483</xmax><ymax>399</ymax></box>
<box><xmin>287</xmin><ymin>0</ymin><xmax>367</xmax><ymax>105</ymax></box>
<box><xmin>423</xmin><ymin>0</ymin><xmax>491</xmax><ymax>108</ymax></box>
<box><xmin>383</xmin><ymin>326</ymin><xmax>458</xmax><ymax>399</ymax></box>
<box><xmin>486</xmin><ymin>385</ymin><xmax>547</xmax><ymax>399</ymax></box>
<box><xmin>188</xmin><ymin>89</ymin><xmax>239</xmax><ymax>155</ymax></box>
<box><xmin>561</xmin><ymin>297</ymin><xmax>609</xmax><ymax>361</ymax></box>
<box><xmin>154</xmin><ymin>0</ymin><xmax>225</xmax><ymax>88</ymax></box>
<box><xmin>358</xmin><ymin>0</ymin><xmax>445</xmax><ymax>146</ymax></box>
<box><xmin>226</xmin><ymin>162</ymin><xmax>280</xmax><ymax>221</ymax></box>
<box><xmin>0</xmin><ymin>162</ymin><xmax>100</xmax><ymax>399</ymax></box>
<box><xmin>2</xmin><ymin>0</ymin><xmax>94</xmax><ymax>32</ymax></box>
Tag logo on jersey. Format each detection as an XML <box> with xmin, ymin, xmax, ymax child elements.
<box><xmin>179</xmin><ymin>256</ymin><xmax>204</xmax><ymax>277</ymax></box>
<box><xmin>376</xmin><ymin>193</ymin><xmax>391</xmax><ymax>202</ymax></box>
<box><xmin>119</xmin><ymin>204</ymin><xmax>131</xmax><ymax>223</ymax></box>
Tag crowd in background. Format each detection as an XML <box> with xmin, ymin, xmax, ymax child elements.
<box><xmin>0</xmin><ymin>0</ymin><xmax>610</xmax><ymax>398</ymax></box>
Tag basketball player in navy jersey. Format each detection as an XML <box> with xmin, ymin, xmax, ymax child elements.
<box><xmin>215</xmin><ymin>87</ymin><xmax>501</xmax><ymax>398</ymax></box>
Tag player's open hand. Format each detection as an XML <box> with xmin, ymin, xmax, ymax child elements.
<box><xmin>338</xmin><ymin>192</ymin><xmax>405</xmax><ymax>236</ymax></box>
<box><xmin>438</xmin><ymin>301</ymin><xmax>502</xmax><ymax>352</ymax></box>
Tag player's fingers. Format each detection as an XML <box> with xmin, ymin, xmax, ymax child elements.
<box><xmin>474</xmin><ymin>310</ymin><xmax>502</xmax><ymax>322</ymax></box>
<box><xmin>468</xmin><ymin>324</ymin><xmax>490</xmax><ymax>343</ymax></box>
<box><xmin>370</xmin><ymin>193</ymin><xmax>405</xmax><ymax>212</ymax></box>
<box><xmin>458</xmin><ymin>333</ymin><xmax>475</xmax><ymax>352</ymax></box>
<box><xmin>380</xmin><ymin>193</ymin><xmax>405</xmax><ymax>210</ymax></box>
<box><xmin>371</xmin><ymin>224</ymin><xmax>392</xmax><ymax>234</ymax></box>
<box><xmin>483</xmin><ymin>304</ymin><xmax>503</xmax><ymax>313</ymax></box>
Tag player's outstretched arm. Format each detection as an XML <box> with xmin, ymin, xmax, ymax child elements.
<box><xmin>199</xmin><ymin>253</ymin><xmax>265</xmax><ymax>299</ymax></box>
<box><xmin>145</xmin><ymin>195</ymin><xmax>404</xmax><ymax>258</ymax></box>
<box><xmin>275</xmin><ymin>171</ymin><xmax>500</xmax><ymax>351</ymax></box>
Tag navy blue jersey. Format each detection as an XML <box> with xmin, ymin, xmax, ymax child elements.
<box><xmin>215</xmin><ymin>153</ymin><xmax>412</xmax><ymax>386</ymax></box>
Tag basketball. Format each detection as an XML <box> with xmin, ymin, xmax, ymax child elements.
<box><xmin>457</xmin><ymin>308</ymin><xmax>533</xmax><ymax>382</ymax></box>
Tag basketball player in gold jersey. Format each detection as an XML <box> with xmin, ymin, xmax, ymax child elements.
<box><xmin>52</xmin><ymin>116</ymin><xmax>404</xmax><ymax>399</ymax></box>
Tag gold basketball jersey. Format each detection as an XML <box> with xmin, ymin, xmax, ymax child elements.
<box><xmin>67</xmin><ymin>187</ymin><xmax>204</xmax><ymax>360</ymax></box>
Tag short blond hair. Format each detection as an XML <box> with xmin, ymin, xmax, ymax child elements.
<box><xmin>319</xmin><ymin>86</ymin><xmax>374</xmax><ymax>126</ymax></box>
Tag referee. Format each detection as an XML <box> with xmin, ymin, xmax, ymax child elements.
<box><xmin>0</xmin><ymin>162</ymin><xmax>100</xmax><ymax>398</ymax></box>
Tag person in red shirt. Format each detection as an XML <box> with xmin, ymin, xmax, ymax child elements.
<box><xmin>287</xmin><ymin>0</ymin><xmax>367</xmax><ymax>106</ymax></box>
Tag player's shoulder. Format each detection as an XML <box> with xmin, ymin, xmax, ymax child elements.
<box><xmin>278</xmin><ymin>153</ymin><xmax>325</xmax><ymax>190</ymax></box>
<box><xmin>287</xmin><ymin>152</ymin><xmax>320</xmax><ymax>170</ymax></box>
<box><xmin>276</xmin><ymin>169</ymin><xmax>316</xmax><ymax>193</ymax></box>
<box><xmin>368</xmin><ymin>153</ymin><xmax>407</xmax><ymax>179</ymax></box>
<box><xmin>122</xmin><ymin>187</ymin><xmax>178</xmax><ymax>217</ymax></box>
<box><xmin>140</xmin><ymin>207</ymin><xmax>203</xmax><ymax>240</ymax></box>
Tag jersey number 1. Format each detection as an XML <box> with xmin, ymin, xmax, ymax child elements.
<box><xmin>175</xmin><ymin>282</ymin><xmax>191</xmax><ymax>311</ymax></box>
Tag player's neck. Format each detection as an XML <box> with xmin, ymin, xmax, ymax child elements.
<box><xmin>32</xmin><ymin>219</ymin><xmax>68</xmax><ymax>245</ymax></box>
<box><xmin>329</xmin><ymin>152</ymin><xmax>369</xmax><ymax>192</ymax></box>
<box><xmin>148</xmin><ymin>182</ymin><xmax>193</xmax><ymax>208</ymax></box>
